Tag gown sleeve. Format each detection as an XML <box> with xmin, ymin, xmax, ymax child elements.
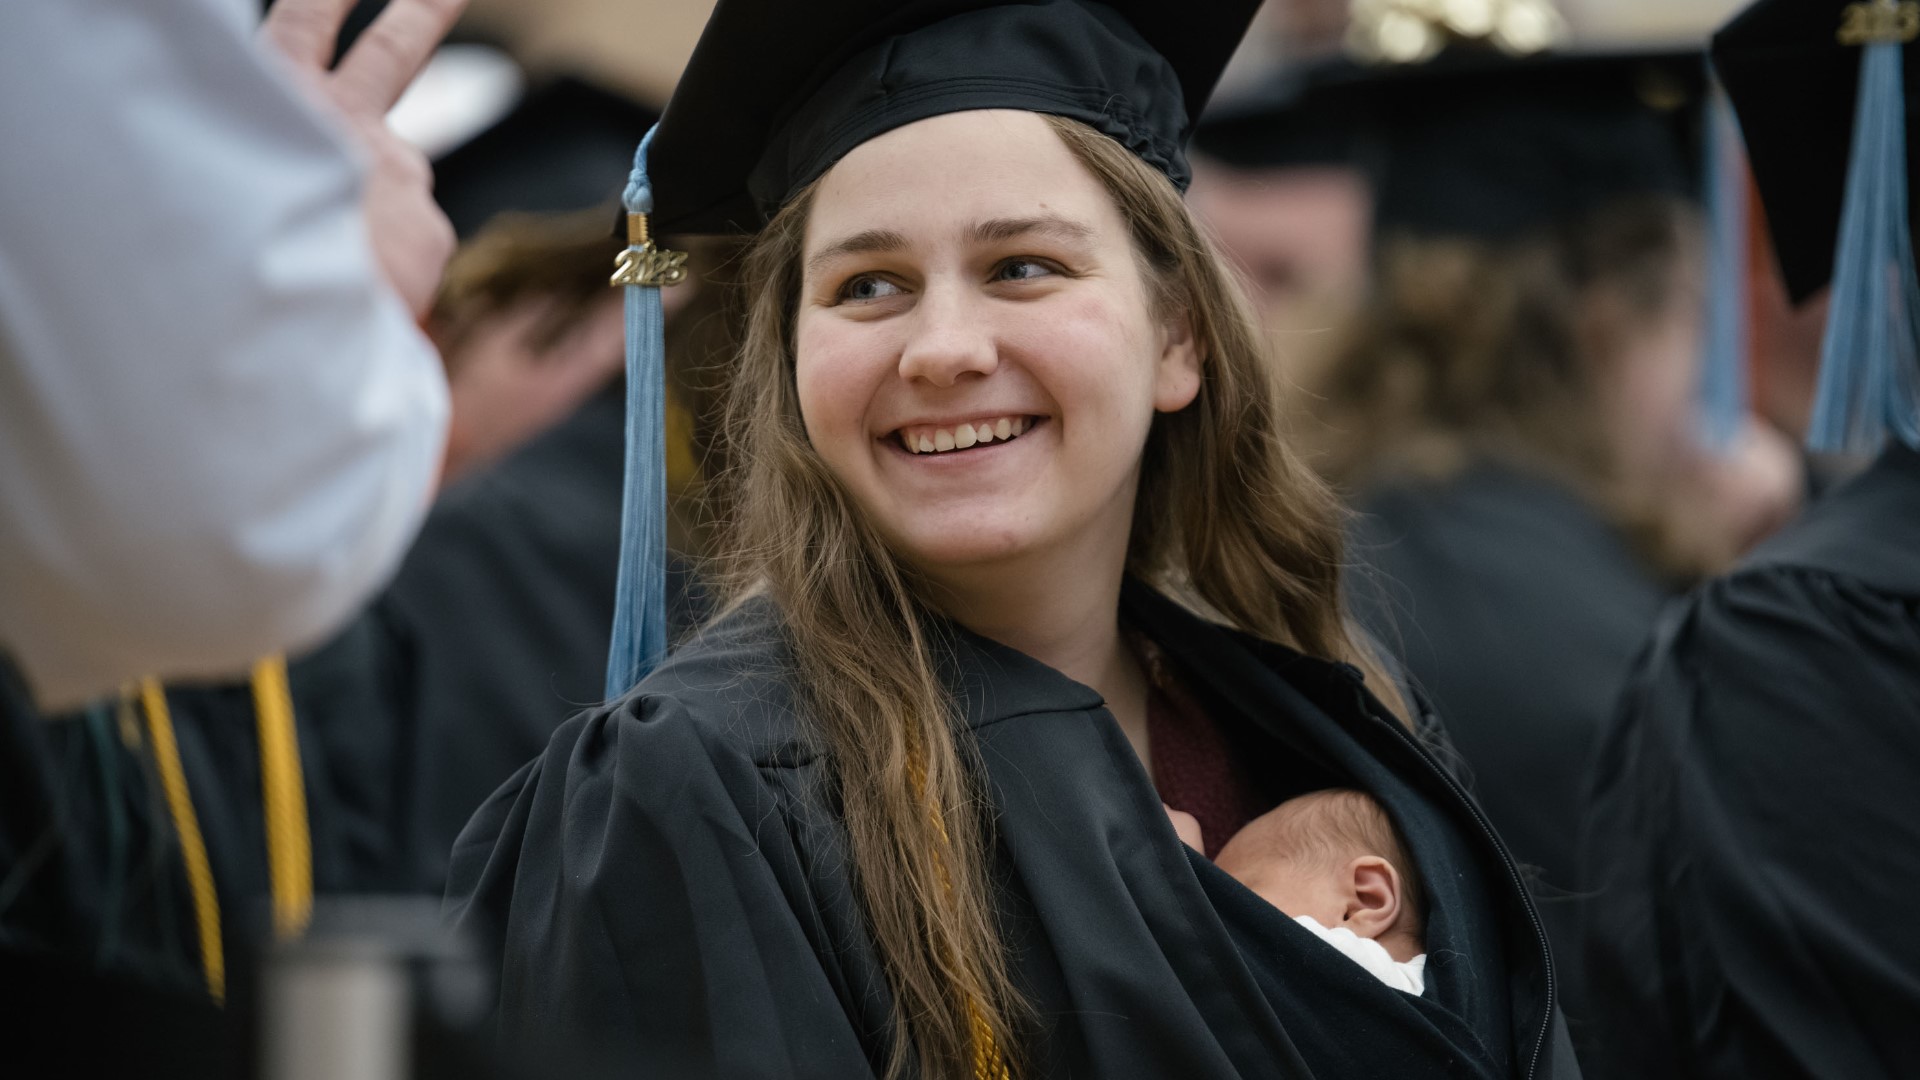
<box><xmin>1577</xmin><ymin>565</ymin><xmax>1920</xmax><ymax>1080</ymax></box>
<box><xmin>445</xmin><ymin>697</ymin><xmax>882</xmax><ymax>1078</ymax></box>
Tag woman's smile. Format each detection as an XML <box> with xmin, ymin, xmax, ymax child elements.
<box><xmin>889</xmin><ymin>414</ymin><xmax>1044</xmax><ymax>455</ymax></box>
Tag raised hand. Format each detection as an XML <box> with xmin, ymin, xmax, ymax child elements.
<box><xmin>260</xmin><ymin>0</ymin><xmax>471</xmax><ymax>317</ymax></box>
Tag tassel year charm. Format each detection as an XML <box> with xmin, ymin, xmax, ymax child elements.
<box><xmin>612</xmin><ymin>213</ymin><xmax>689</xmax><ymax>288</ymax></box>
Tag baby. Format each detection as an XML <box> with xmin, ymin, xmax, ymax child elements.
<box><xmin>1170</xmin><ymin>789</ymin><xmax>1428</xmax><ymax>995</ymax></box>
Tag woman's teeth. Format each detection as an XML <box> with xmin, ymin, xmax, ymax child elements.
<box><xmin>901</xmin><ymin>416</ymin><xmax>1031</xmax><ymax>454</ymax></box>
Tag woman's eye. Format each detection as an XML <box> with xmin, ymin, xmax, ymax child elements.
<box><xmin>994</xmin><ymin>258</ymin><xmax>1056</xmax><ymax>283</ymax></box>
<box><xmin>839</xmin><ymin>274</ymin><xmax>902</xmax><ymax>302</ymax></box>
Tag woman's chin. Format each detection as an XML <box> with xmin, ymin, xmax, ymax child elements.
<box><xmin>884</xmin><ymin>523</ymin><xmax>1043</xmax><ymax>576</ymax></box>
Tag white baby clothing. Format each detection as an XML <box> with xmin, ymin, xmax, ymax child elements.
<box><xmin>1294</xmin><ymin>915</ymin><xmax>1427</xmax><ymax>996</ymax></box>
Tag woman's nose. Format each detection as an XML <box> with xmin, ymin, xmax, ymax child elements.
<box><xmin>897</xmin><ymin>283</ymin><xmax>997</xmax><ymax>387</ymax></box>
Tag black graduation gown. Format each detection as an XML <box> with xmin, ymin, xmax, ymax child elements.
<box><xmin>0</xmin><ymin>385</ymin><xmax>635</xmax><ymax>978</ymax></box>
<box><xmin>1348</xmin><ymin>461</ymin><xmax>1672</xmax><ymax>1018</ymax></box>
<box><xmin>1576</xmin><ymin>442</ymin><xmax>1920</xmax><ymax>1080</ymax></box>
<box><xmin>291</xmin><ymin>382</ymin><xmax>705</xmax><ymax>892</ymax></box>
<box><xmin>0</xmin><ymin>647</ymin><xmax>530</xmax><ymax>1078</ymax></box>
<box><xmin>0</xmin><ymin>654</ymin><xmax>276</xmax><ymax>1078</ymax></box>
<box><xmin>449</xmin><ymin>582</ymin><xmax>1579</xmax><ymax>1078</ymax></box>
<box><xmin>335</xmin><ymin>382</ymin><xmax>629</xmax><ymax>891</ymax></box>
<box><xmin>0</xmin><ymin>385</ymin><xmax>653</xmax><ymax>974</ymax></box>
<box><xmin>0</xmin><ymin>661</ymin><xmax>373</xmax><ymax>995</ymax></box>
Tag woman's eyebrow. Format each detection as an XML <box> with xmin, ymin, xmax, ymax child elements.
<box><xmin>969</xmin><ymin>215</ymin><xmax>1095</xmax><ymax>246</ymax></box>
<box><xmin>806</xmin><ymin>228</ymin><xmax>909</xmax><ymax>274</ymax></box>
<box><xmin>805</xmin><ymin>216</ymin><xmax>1095</xmax><ymax>276</ymax></box>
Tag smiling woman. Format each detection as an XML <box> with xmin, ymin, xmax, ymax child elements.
<box><xmin>795</xmin><ymin>110</ymin><xmax>1199</xmax><ymax>580</ymax></box>
<box><xmin>448</xmin><ymin>3</ymin><xmax>1577</xmax><ymax>1078</ymax></box>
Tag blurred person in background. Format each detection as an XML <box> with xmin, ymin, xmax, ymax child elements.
<box><xmin>1188</xmin><ymin>59</ymin><xmax>1377</xmax><ymax>424</ymax></box>
<box><xmin>1</xmin><ymin>0</ymin><xmax>466</xmax><ymax>1067</ymax></box>
<box><xmin>324</xmin><ymin>16</ymin><xmax>729</xmax><ymax>892</ymax></box>
<box><xmin>426</xmin><ymin>69</ymin><xmax>722</xmax><ymax>485</ymax></box>
<box><xmin>93</xmin><ymin>11</ymin><xmax>731</xmax><ymax>922</ymax></box>
<box><xmin>1579</xmin><ymin>1</ymin><xmax>1920</xmax><ymax>1075</ymax></box>
<box><xmin>1301</xmin><ymin>34</ymin><xmax>1801</xmax><ymax>1036</ymax></box>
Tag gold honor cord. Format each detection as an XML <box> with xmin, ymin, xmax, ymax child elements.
<box><xmin>252</xmin><ymin>655</ymin><xmax>312</xmax><ymax>940</ymax></box>
<box><xmin>138</xmin><ymin>679</ymin><xmax>225</xmax><ymax>1003</ymax></box>
<box><xmin>135</xmin><ymin>657</ymin><xmax>313</xmax><ymax>1004</ymax></box>
<box><xmin>905</xmin><ymin>754</ymin><xmax>1013</xmax><ymax>1080</ymax></box>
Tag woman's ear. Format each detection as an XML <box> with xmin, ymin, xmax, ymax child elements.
<box><xmin>1342</xmin><ymin>855</ymin><xmax>1403</xmax><ymax>940</ymax></box>
<box><xmin>1153</xmin><ymin>307</ymin><xmax>1203</xmax><ymax>413</ymax></box>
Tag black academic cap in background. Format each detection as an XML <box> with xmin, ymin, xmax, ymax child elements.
<box><xmin>1192</xmin><ymin>57</ymin><xmax>1377</xmax><ymax>171</ymax></box>
<box><xmin>1713</xmin><ymin>0</ymin><xmax>1920</xmax><ymax>303</ymax></box>
<box><xmin>646</xmin><ymin>0</ymin><xmax>1264</xmax><ymax>235</ymax></box>
<box><xmin>432</xmin><ymin>77</ymin><xmax>660</xmax><ymax>239</ymax></box>
<box><xmin>1350</xmin><ymin>48</ymin><xmax>1710</xmax><ymax>242</ymax></box>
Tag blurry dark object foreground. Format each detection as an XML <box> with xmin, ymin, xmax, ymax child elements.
<box><xmin>1</xmin><ymin>897</ymin><xmax>528</xmax><ymax>1080</ymax></box>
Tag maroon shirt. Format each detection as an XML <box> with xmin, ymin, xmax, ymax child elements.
<box><xmin>1138</xmin><ymin>638</ymin><xmax>1270</xmax><ymax>858</ymax></box>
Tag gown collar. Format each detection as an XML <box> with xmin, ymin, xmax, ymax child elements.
<box><xmin>936</xmin><ymin>579</ymin><xmax>1372</xmax><ymax>732</ymax></box>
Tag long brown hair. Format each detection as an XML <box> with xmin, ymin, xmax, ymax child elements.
<box><xmin>1310</xmin><ymin>198</ymin><xmax>1705</xmax><ymax>573</ymax></box>
<box><xmin>707</xmin><ymin>114</ymin><xmax>1403</xmax><ymax>1078</ymax></box>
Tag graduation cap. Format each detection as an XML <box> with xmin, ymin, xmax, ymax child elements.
<box><xmin>1349</xmin><ymin>48</ymin><xmax>1712</xmax><ymax>242</ymax></box>
<box><xmin>602</xmin><ymin>0</ymin><xmax>1261</xmax><ymax>697</ymax></box>
<box><xmin>432</xmin><ymin>77</ymin><xmax>661</xmax><ymax>239</ymax></box>
<box><xmin>1191</xmin><ymin>57</ymin><xmax>1378</xmax><ymax>172</ymax></box>
<box><xmin>1714</xmin><ymin>0</ymin><xmax>1920</xmax><ymax>453</ymax></box>
<box><xmin>1226</xmin><ymin>44</ymin><xmax>1748</xmax><ymax>443</ymax></box>
<box><xmin>644</xmin><ymin>0</ymin><xmax>1262</xmax><ymax>235</ymax></box>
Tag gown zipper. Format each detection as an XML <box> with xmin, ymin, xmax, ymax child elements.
<box><xmin>1336</xmin><ymin>664</ymin><xmax>1556</xmax><ymax>1080</ymax></box>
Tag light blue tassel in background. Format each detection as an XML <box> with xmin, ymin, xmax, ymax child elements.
<box><xmin>1810</xmin><ymin>40</ymin><xmax>1920</xmax><ymax>454</ymax></box>
<box><xmin>605</xmin><ymin>126</ymin><xmax>687</xmax><ymax>699</ymax></box>
<box><xmin>1698</xmin><ymin>85</ymin><xmax>1751</xmax><ymax>450</ymax></box>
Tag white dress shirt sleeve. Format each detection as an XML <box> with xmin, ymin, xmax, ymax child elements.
<box><xmin>0</xmin><ymin>0</ymin><xmax>450</xmax><ymax>708</ymax></box>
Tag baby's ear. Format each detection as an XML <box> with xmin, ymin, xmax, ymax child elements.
<box><xmin>1342</xmin><ymin>855</ymin><xmax>1403</xmax><ymax>940</ymax></box>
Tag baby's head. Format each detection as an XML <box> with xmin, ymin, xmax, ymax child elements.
<box><xmin>1216</xmin><ymin>789</ymin><xmax>1426</xmax><ymax>963</ymax></box>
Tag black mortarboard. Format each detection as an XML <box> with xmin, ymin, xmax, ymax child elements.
<box><xmin>1352</xmin><ymin>48</ymin><xmax>1711</xmax><ymax>241</ymax></box>
<box><xmin>1714</xmin><ymin>0</ymin><xmax>1920</xmax><ymax>453</ymax></box>
<box><xmin>432</xmin><ymin>77</ymin><xmax>661</xmax><ymax>239</ymax></box>
<box><xmin>645</xmin><ymin>0</ymin><xmax>1263</xmax><ymax>235</ymax></box>
<box><xmin>1192</xmin><ymin>57</ymin><xmax>1377</xmax><ymax>171</ymax></box>
<box><xmin>1712</xmin><ymin>0</ymin><xmax>1920</xmax><ymax>303</ymax></box>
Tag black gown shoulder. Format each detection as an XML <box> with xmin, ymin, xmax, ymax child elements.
<box><xmin>1578</xmin><ymin>443</ymin><xmax>1920</xmax><ymax>1080</ymax></box>
<box><xmin>450</xmin><ymin>584</ymin><xmax>1579</xmax><ymax>1079</ymax></box>
<box><xmin>446</xmin><ymin>599</ymin><xmax>892</xmax><ymax>1077</ymax></box>
<box><xmin>1348</xmin><ymin>461</ymin><xmax>1672</xmax><ymax>1016</ymax></box>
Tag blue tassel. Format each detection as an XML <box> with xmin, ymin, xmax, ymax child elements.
<box><xmin>605</xmin><ymin>127</ymin><xmax>673</xmax><ymax>699</ymax></box>
<box><xmin>1810</xmin><ymin>40</ymin><xmax>1920</xmax><ymax>454</ymax></box>
<box><xmin>1698</xmin><ymin>85</ymin><xmax>1750</xmax><ymax>449</ymax></box>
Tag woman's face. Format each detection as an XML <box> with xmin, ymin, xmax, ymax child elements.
<box><xmin>794</xmin><ymin>110</ymin><xmax>1201</xmax><ymax>579</ymax></box>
